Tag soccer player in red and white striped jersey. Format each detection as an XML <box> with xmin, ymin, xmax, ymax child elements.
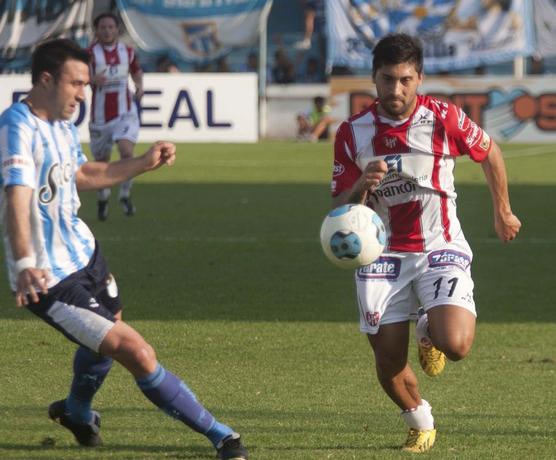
<box><xmin>331</xmin><ymin>33</ymin><xmax>521</xmax><ymax>453</ymax></box>
<box><xmin>88</xmin><ymin>12</ymin><xmax>144</xmax><ymax>221</ymax></box>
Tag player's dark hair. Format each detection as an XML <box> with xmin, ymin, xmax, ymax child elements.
<box><xmin>372</xmin><ymin>33</ymin><xmax>423</xmax><ymax>77</ymax></box>
<box><xmin>31</xmin><ymin>38</ymin><xmax>89</xmax><ymax>85</ymax></box>
<box><xmin>93</xmin><ymin>12</ymin><xmax>119</xmax><ymax>29</ymax></box>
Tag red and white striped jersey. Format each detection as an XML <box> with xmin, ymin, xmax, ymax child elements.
<box><xmin>88</xmin><ymin>41</ymin><xmax>141</xmax><ymax>124</ymax></box>
<box><xmin>332</xmin><ymin>95</ymin><xmax>492</xmax><ymax>253</ymax></box>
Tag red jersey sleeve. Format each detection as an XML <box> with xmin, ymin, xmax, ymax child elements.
<box><xmin>445</xmin><ymin>103</ymin><xmax>492</xmax><ymax>162</ymax></box>
<box><xmin>332</xmin><ymin>121</ymin><xmax>362</xmax><ymax>197</ymax></box>
<box><xmin>128</xmin><ymin>46</ymin><xmax>141</xmax><ymax>74</ymax></box>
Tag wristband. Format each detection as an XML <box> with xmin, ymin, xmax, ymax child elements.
<box><xmin>14</xmin><ymin>256</ymin><xmax>34</xmax><ymax>275</ymax></box>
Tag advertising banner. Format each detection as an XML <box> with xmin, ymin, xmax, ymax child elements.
<box><xmin>326</xmin><ymin>0</ymin><xmax>535</xmax><ymax>73</ymax></box>
<box><xmin>329</xmin><ymin>76</ymin><xmax>556</xmax><ymax>143</ymax></box>
<box><xmin>116</xmin><ymin>0</ymin><xmax>272</xmax><ymax>63</ymax></box>
<box><xmin>0</xmin><ymin>0</ymin><xmax>91</xmax><ymax>57</ymax></box>
<box><xmin>0</xmin><ymin>73</ymin><xmax>258</xmax><ymax>142</ymax></box>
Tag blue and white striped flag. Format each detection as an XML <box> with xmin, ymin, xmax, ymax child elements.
<box><xmin>0</xmin><ymin>0</ymin><xmax>92</xmax><ymax>58</ymax></box>
<box><xmin>326</xmin><ymin>0</ymin><xmax>535</xmax><ymax>73</ymax></box>
<box><xmin>116</xmin><ymin>0</ymin><xmax>272</xmax><ymax>63</ymax></box>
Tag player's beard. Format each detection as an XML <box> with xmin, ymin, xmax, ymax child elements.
<box><xmin>380</xmin><ymin>95</ymin><xmax>417</xmax><ymax>119</ymax></box>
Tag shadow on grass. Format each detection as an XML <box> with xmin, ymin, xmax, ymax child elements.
<box><xmin>0</xmin><ymin>183</ymin><xmax>553</xmax><ymax>323</ymax></box>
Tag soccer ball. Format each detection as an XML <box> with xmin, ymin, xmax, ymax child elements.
<box><xmin>320</xmin><ymin>204</ymin><xmax>386</xmax><ymax>269</ymax></box>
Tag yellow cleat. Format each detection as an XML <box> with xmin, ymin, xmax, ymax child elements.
<box><xmin>402</xmin><ymin>428</ymin><xmax>437</xmax><ymax>453</ymax></box>
<box><xmin>418</xmin><ymin>340</ymin><xmax>446</xmax><ymax>377</ymax></box>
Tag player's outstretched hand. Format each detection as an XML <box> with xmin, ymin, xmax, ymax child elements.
<box><xmin>495</xmin><ymin>212</ymin><xmax>521</xmax><ymax>242</ymax></box>
<box><xmin>143</xmin><ymin>141</ymin><xmax>176</xmax><ymax>171</ymax></box>
<box><xmin>15</xmin><ymin>268</ymin><xmax>49</xmax><ymax>307</ymax></box>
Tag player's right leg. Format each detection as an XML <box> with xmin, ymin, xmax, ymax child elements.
<box><xmin>99</xmin><ymin>321</ymin><xmax>248</xmax><ymax>459</ymax></box>
<box><xmin>356</xmin><ymin>253</ymin><xmax>436</xmax><ymax>452</ymax></box>
<box><xmin>367</xmin><ymin>323</ymin><xmax>436</xmax><ymax>453</ymax></box>
<box><xmin>89</xmin><ymin>122</ymin><xmax>114</xmax><ymax>221</ymax></box>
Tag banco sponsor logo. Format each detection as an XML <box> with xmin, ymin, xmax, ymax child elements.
<box><xmin>374</xmin><ymin>181</ymin><xmax>416</xmax><ymax>198</ymax></box>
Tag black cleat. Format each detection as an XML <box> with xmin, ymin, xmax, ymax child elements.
<box><xmin>119</xmin><ymin>197</ymin><xmax>136</xmax><ymax>216</ymax></box>
<box><xmin>217</xmin><ymin>435</ymin><xmax>248</xmax><ymax>460</ymax></box>
<box><xmin>97</xmin><ymin>200</ymin><xmax>109</xmax><ymax>221</ymax></box>
<box><xmin>48</xmin><ymin>399</ymin><xmax>102</xmax><ymax>447</ymax></box>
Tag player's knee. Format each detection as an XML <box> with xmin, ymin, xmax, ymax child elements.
<box><xmin>439</xmin><ymin>334</ymin><xmax>473</xmax><ymax>361</ymax></box>
<box><xmin>375</xmin><ymin>352</ymin><xmax>406</xmax><ymax>378</ymax></box>
<box><xmin>130</xmin><ymin>342</ymin><xmax>157</xmax><ymax>369</ymax></box>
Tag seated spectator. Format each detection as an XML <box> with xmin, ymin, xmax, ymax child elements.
<box><xmin>272</xmin><ymin>48</ymin><xmax>295</xmax><ymax>83</ymax></box>
<box><xmin>296</xmin><ymin>96</ymin><xmax>334</xmax><ymax>142</ymax></box>
<box><xmin>216</xmin><ymin>56</ymin><xmax>231</xmax><ymax>72</ymax></box>
<box><xmin>239</xmin><ymin>51</ymin><xmax>259</xmax><ymax>72</ymax></box>
<box><xmin>300</xmin><ymin>56</ymin><xmax>325</xmax><ymax>83</ymax></box>
<box><xmin>156</xmin><ymin>55</ymin><xmax>179</xmax><ymax>73</ymax></box>
<box><xmin>529</xmin><ymin>55</ymin><xmax>545</xmax><ymax>75</ymax></box>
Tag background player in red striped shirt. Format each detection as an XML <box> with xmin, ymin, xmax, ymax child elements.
<box><xmin>331</xmin><ymin>33</ymin><xmax>521</xmax><ymax>453</ymax></box>
<box><xmin>88</xmin><ymin>12</ymin><xmax>144</xmax><ymax>221</ymax></box>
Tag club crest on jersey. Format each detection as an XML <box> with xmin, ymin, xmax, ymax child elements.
<box><xmin>333</xmin><ymin>160</ymin><xmax>345</xmax><ymax>177</ymax></box>
<box><xmin>181</xmin><ymin>22</ymin><xmax>220</xmax><ymax>57</ymax></box>
<box><xmin>383</xmin><ymin>136</ymin><xmax>397</xmax><ymax>149</ymax></box>
<box><xmin>428</xmin><ymin>250</ymin><xmax>471</xmax><ymax>271</ymax></box>
<box><xmin>365</xmin><ymin>311</ymin><xmax>380</xmax><ymax>327</ymax></box>
<box><xmin>357</xmin><ymin>257</ymin><xmax>401</xmax><ymax>280</ymax></box>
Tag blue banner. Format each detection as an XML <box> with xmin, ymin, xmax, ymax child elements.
<box><xmin>326</xmin><ymin>0</ymin><xmax>535</xmax><ymax>73</ymax></box>
<box><xmin>116</xmin><ymin>0</ymin><xmax>272</xmax><ymax>63</ymax></box>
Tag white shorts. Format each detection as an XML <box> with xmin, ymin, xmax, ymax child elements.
<box><xmin>89</xmin><ymin>109</ymin><xmax>140</xmax><ymax>160</ymax></box>
<box><xmin>356</xmin><ymin>241</ymin><xmax>476</xmax><ymax>335</ymax></box>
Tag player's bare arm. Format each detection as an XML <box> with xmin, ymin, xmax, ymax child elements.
<box><xmin>332</xmin><ymin>160</ymin><xmax>388</xmax><ymax>207</ymax></box>
<box><xmin>481</xmin><ymin>142</ymin><xmax>521</xmax><ymax>242</ymax></box>
<box><xmin>6</xmin><ymin>185</ymin><xmax>49</xmax><ymax>306</ymax></box>
<box><xmin>132</xmin><ymin>69</ymin><xmax>144</xmax><ymax>102</ymax></box>
<box><xmin>76</xmin><ymin>141</ymin><xmax>176</xmax><ymax>191</ymax></box>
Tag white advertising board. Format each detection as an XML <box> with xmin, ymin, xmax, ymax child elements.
<box><xmin>0</xmin><ymin>73</ymin><xmax>258</xmax><ymax>143</ymax></box>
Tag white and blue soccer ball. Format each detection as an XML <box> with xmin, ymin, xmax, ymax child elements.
<box><xmin>320</xmin><ymin>204</ymin><xmax>386</xmax><ymax>269</ymax></box>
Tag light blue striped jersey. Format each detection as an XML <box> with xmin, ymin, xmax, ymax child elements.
<box><xmin>0</xmin><ymin>102</ymin><xmax>95</xmax><ymax>291</ymax></box>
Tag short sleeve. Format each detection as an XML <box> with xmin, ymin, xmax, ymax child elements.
<box><xmin>332</xmin><ymin>121</ymin><xmax>362</xmax><ymax>197</ymax></box>
<box><xmin>0</xmin><ymin>110</ymin><xmax>36</xmax><ymax>188</ymax></box>
<box><xmin>446</xmin><ymin>104</ymin><xmax>492</xmax><ymax>162</ymax></box>
<box><xmin>129</xmin><ymin>47</ymin><xmax>141</xmax><ymax>74</ymax></box>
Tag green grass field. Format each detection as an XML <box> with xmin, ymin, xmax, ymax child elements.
<box><xmin>0</xmin><ymin>141</ymin><xmax>554</xmax><ymax>459</ymax></box>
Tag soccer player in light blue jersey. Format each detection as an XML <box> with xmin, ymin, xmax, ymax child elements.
<box><xmin>0</xmin><ymin>39</ymin><xmax>248</xmax><ymax>460</ymax></box>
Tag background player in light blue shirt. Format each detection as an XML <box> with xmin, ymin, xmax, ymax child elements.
<box><xmin>0</xmin><ymin>39</ymin><xmax>248</xmax><ymax>460</ymax></box>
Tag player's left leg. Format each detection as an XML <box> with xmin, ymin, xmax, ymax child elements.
<box><xmin>100</xmin><ymin>320</ymin><xmax>248</xmax><ymax>459</ymax></box>
<box><xmin>414</xmin><ymin>258</ymin><xmax>476</xmax><ymax>375</ymax></box>
<box><xmin>423</xmin><ymin>305</ymin><xmax>475</xmax><ymax>361</ymax></box>
<box><xmin>114</xmin><ymin>111</ymin><xmax>140</xmax><ymax>216</ymax></box>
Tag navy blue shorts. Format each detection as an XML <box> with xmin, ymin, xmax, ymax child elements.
<box><xmin>26</xmin><ymin>243</ymin><xmax>122</xmax><ymax>352</ymax></box>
